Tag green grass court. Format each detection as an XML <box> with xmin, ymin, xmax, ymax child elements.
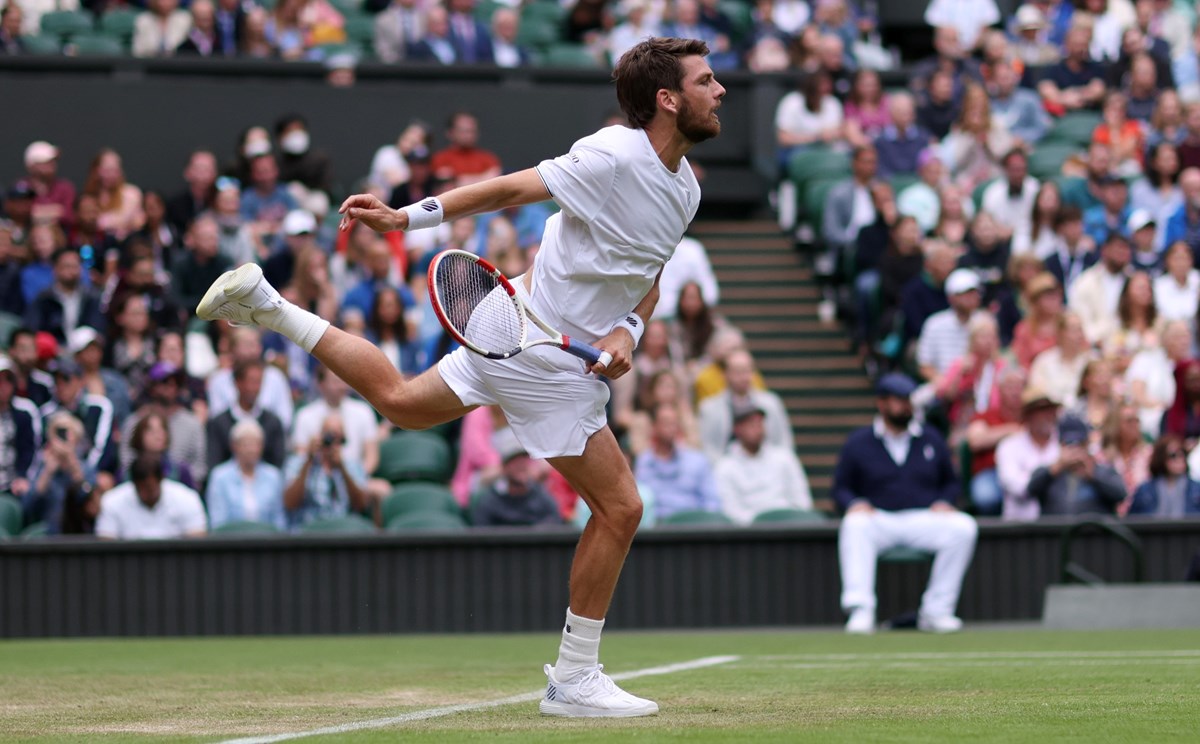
<box><xmin>2</xmin><ymin>628</ymin><xmax>1198</xmax><ymax>743</ymax></box>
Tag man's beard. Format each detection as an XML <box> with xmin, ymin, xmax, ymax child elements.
<box><xmin>677</xmin><ymin>98</ymin><xmax>720</xmax><ymax>144</ymax></box>
<box><xmin>883</xmin><ymin>410</ymin><xmax>913</xmax><ymax>429</ymax></box>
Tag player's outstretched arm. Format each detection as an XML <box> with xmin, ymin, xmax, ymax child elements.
<box><xmin>339</xmin><ymin>169</ymin><xmax>551</xmax><ymax>233</ymax></box>
<box><xmin>589</xmin><ymin>270</ymin><xmax>662</xmax><ymax>378</ymax></box>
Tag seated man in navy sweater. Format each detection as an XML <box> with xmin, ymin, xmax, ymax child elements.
<box><xmin>833</xmin><ymin>372</ymin><xmax>978</xmax><ymax>635</ymax></box>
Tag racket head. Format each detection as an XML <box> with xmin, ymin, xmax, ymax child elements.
<box><xmin>427</xmin><ymin>249</ymin><xmax>527</xmax><ymax>359</ymax></box>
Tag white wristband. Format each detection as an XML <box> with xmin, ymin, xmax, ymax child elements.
<box><xmin>401</xmin><ymin>197</ymin><xmax>444</xmax><ymax>231</ymax></box>
<box><xmin>612</xmin><ymin>314</ymin><xmax>645</xmax><ymax>348</ymax></box>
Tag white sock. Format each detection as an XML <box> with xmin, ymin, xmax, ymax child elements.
<box><xmin>553</xmin><ymin>608</ymin><xmax>604</xmax><ymax>681</ymax></box>
<box><xmin>265</xmin><ymin>302</ymin><xmax>330</xmax><ymax>354</ymax></box>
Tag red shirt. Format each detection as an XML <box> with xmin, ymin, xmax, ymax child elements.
<box><xmin>431</xmin><ymin>147</ymin><xmax>501</xmax><ymax>182</ymax></box>
<box><xmin>969</xmin><ymin>407</ymin><xmax>1020</xmax><ymax>474</ymax></box>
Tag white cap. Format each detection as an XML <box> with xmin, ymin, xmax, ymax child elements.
<box><xmin>282</xmin><ymin>209</ymin><xmax>317</xmax><ymax>236</ymax></box>
<box><xmin>24</xmin><ymin>141</ymin><xmax>59</xmax><ymax>167</ymax></box>
<box><xmin>67</xmin><ymin>326</ymin><xmax>101</xmax><ymax>356</ymax></box>
<box><xmin>0</xmin><ymin>355</ymin><xmax>13</xmax><ymax>375</ymax></box>
<box><xmin>1015</xmin><ymin>4</ymin><xmax>1045</xmax><ymax>29</ymax></box>
<box><xmin>1127</xmin><ymin>208</ymin><xmax>1156</xmax><ymax>233</ymax></box>
<box><xmin>945</xmin><ymin>268</ymin><xmax>982</xmax><ymax>296</ymax></box>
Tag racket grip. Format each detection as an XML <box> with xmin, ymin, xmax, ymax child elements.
<box><xmin>562</xmin><ymin>338</ymin><xmax>610</xmax><ymax>368</ymax></box>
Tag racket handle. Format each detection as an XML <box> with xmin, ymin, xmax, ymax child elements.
<box><xmin>562</xmin><ymin>338</ymin><xmax>610</xmax><ymax>368</ymax></box>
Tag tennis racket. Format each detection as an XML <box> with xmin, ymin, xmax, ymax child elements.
<box><xmin>427</xmin><ymin>249</ymin><xmax>614</xmax><ymax>369</ymax></box>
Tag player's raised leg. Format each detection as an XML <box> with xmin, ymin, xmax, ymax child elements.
<box><xmin>538</xmin><ymin>426</ymin><xmax>657</xmax><ymax>718</ymax></box>
<box><xmin>196</xmin><ymin>263</ymin><xmax>472</xmax><ymax>429</ymax></box>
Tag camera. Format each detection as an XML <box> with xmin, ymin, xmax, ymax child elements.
<box><xmin>54</xmin><ymin>426</ymin><xmax>69</xmax><ymax>442</ymax></box>
<box><xmin>322</xmin><ymin>433</ymin><xmax>337</xmax><ymax>448</ymax></box>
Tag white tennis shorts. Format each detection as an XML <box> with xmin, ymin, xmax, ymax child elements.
<box><xmin>436</xmin><ymin>308</ymin><xmax>610</xmax><ymax>459</ymax></box>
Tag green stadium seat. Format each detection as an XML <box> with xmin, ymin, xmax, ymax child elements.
<box><xmin>1055</xmin><ymin>175</ymin><xmax>1090</xmax><ymax>209</ymax></box>
<box><xmin>1043</xmin><ymin>111</ymin><xmax>1102</xmax><ymax>147</ymax></box>
<box><xmin>803</xmin><ymin>176</ymin><xmax>843</xmax><ymax>230</ymax></box>
<box><xmin>538</xmin><ymin>43</ymin><xmax>598</xmax><ymax>68</ymax></box>
<box><xmin>475</xmin><ymin>0</ymin><xmax>505</xmax><ymax>22</ymax></box>
<box><xmin>312</xmin><ymin>41</ymin><xmax>365</xmax><ymax>60</ymax></box>
<box><xmin>328</xmin><ymin>0</ymin><xmax>363</xmax><ymax>16</ymax></box>
<box><xmin>718</xmin><ymin>0</ymin><xmax>754</xmax><ymax>47</ymax></box>
<box><xmin>381</xmin><ymin>482</ymin><xmax>460</xmax><ymax>525</ymax></box>
<box><xmin>40</xmin><ymin>10</ymin><xmax>93</xmax><ymax>40</ymax></box>
<box><xmin>67</xmin><ymin>34</ymin><xmax>125</xmax><ymax>55</ymax></box>
<box><xmin>0</xmin><ymin>494</ymin><xmax>23</xmax><ymax>537</ymax></box>
<box><xmin>0</xmin><ymin>312</ymin><xmax>22</xmax><ymax>350</ymax></box>
<box><xmin>342</xmin><ymin>13</ymin><xmax>375</xmax><ymax>44</ymax></box>
<box><xmin>211</xmin><ymin>520</ymin><xmax>281</xmax><ymax>535</ymax></box>
<box><xmin>521</xmin><ymin>1</ymin><xmax>564</xmax><ymax>26</ymax></box>
<box><xmin>972</xmin><ymin>178</ymin><xmax>995</xmax><ymax>212</ymax></box>
<box><xmin>98</xmin><ymin>8</ymin><xmax>138</xmax><ymax>41</ymax></box>
<box><xmin>386</xmin><ymin>510</ymin><xmax>468</xmax><ymax>531</ymax></box>
<box><xmin>1028</xmin><ymin>143</ymin><xmax>1081</xmax><ymax>181</ymax></box>
<box><xmin>374</xmin><ymin>430</ymin><xmax>454</xmax><ymax>484</ymax></box>
<box><xmin>300</xmin><ymin>514</ymin><xmax>377</xmax><ymax>534</ymax></box>
<box><xmin>879</xmin><ymin>546</ymin><xmax>934</xmax><ymax>563</ymax></box>
<box><xmin>517</xmin><ymin>19</ymin><xmax>562</xmax><ymax>51</ymax></box>
<box><xmin>19</xmin><ymin>522</ymin><xmax>50</xmax><ymax>540</ymax></box>
<box><xmin>752</xmin><ymin>508</ymin><xmax>831</xmax><ymax>524</ymax></box>
<box><xmin>20</xmin><ymin>34</ymin><xmax>62</xmax><ymax>55</ymax></box>
<box><xmin>659</xmin><ymin>509</ymin><xmax>734</xmax><ymax>526</ymax></box>
<box><xmin>786</xmin><ymin>146</ymin><xmax>851</xmax><ymax>186</ymax></box>
<box><xmin>888</xmin><ymin>173</ymin><xmax>920</xmax><ymax>195</ymax></box>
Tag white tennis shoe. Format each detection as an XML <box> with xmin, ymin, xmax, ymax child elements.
<box><xmin>539</xmin><ymin>664</ymin><xmax>659</xmax><ymax>718</ymax></box>
<box><xmin>196</xmin><ymin>263</ymin><xmax>284</xmax><ymax>327</ymax></box>
<box><xmin>918</xmin><ymin>614</ymin><xmax>963</xmax><ymax>633</ymax></box>
<box><xmin>844</xmin><ymin>607</ymin><xmax>876</xmax><ymax>635</ymax></box>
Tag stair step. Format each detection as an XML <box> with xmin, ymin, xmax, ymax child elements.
<box><xmin>792</xmin><ymin>413</ymin><xmax>874</xmax><ymax>428</ymax></box>
<box><xmin>724</xmin><ymin>303</ymin><xmax>819</xmax><ymax>318</ymax></box>
<box><xmin>757</xmin><ymin>357</ymin><xmax>861</xmax><ymax>372</ymax></box>
<box><xmin>718</xmin><ymin>268</ymin><xmax>813</xmax><ymax>283</ymax></box>
<box><xmin>748</xmin><ymin>338</ymin><xmax>850</xmax><ymax>352</ymax></box>
<box><xmin>690</xmin><ymin>221</ymin><xmax>782</xmax><ymax>235</ymax></box>
<box><xmin>739</xmin><ymin>319</ymin><xmax>837</xmax><ymax>334</ymax></box>
<box><xmin>769</xmin><ymin>375</ymin><xmax>873</xmax><ymax>391</ymax></box>
<box><xmin>722</xmin><ymin>285</ymin><xmax>819</xmax><ymax>301</ymax></box>
<box><xmin>808</xmin><ymin>475</ymin><xmax>832</xmax><ymax>490</ymax></box>
<box><xmin>706</xmin><ymin>239</ymin><xmax>793</xmax><ymax>253</ymax></box>
<box><xmin>709</xmin><ymin>253</ymin><xmax>806</xmax><ymax>267</ymax></box>
<box><xmin>794</xmin><ymin>433</ymin><xmax>854</xmax><ymax>447</ymax></box>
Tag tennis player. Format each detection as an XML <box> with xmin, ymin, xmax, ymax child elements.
<box><xmin>198</xmin><ymin>37</ymin><xmax>724</xmax><ymax>717</ymax></box>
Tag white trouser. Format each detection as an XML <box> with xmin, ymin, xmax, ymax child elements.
<box><xmin>838</xmin><ymin>509</ymin><xmax>978</xmax><ymax>618</ymax></box>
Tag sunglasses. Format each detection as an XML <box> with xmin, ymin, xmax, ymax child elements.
<box><xmin>1167</xmin><ymin>451</ymin><xmax>1186</xmax><ymax>460</ymax></box>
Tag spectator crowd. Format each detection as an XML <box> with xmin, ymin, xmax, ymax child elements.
<box><xmin>0</xmin><ymin>106</ymin><xmax>817</xmax><ymax>539</ymax></box>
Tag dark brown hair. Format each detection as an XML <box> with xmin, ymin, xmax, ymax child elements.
<box><xmin>1117</xmin><ymin>271</ymin><xmax>1157</xmax><ymax>329</ymax></box>
<box><xmin>1148</xmin><ymin>435</ymin><xmax>1186</xmax><ymax>479</ymax></box>
<box><xmin>613</xmin><ymin>37</ymin><xmax>710</xmax><ymax>129</ymax></box>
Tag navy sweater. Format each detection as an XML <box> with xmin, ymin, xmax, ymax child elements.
<box><xmin>833</xmin><ymin>424</ymin><xmax>959</xmax><ymax>512</ymax></box>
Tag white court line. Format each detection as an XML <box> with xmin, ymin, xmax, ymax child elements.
<box><xmin>217</xmin><ymin>655</ymin><xmax>741</xmax><ymax>744</ymax></box>
<box><xmin>767</xmin><ymin>659</ymin><xmax>1200</xmax><ymax>670</ymax></box>
<box><xmin>755</xmin><ymin>650</ymin><xmax>1200</xmax><ymax>662</ymax></box>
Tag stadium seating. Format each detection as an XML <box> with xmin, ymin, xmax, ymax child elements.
<box><xmin>19</xmin><ymin>521</ymin><xmax>49</xmax><ymax>539</ymax></box>
<box><xmin>40</xmin><ymin>10</ymin><xmax>94</xmax><ymax>41</ymax></box>
<box><xmin>972</xmin><ymin>178</ymin><xmax>995</xmax><ymax>211</ymax></box>
<box><xmin>300</xmin><ymin>514</ymin><xmax>378</xmax><ymax>533</ymax></box>
<box><xmin>0</xmin><ymin>494</ymin><xmax>23</xmax><ymax>537</ymax></box>
<box><xmin>20</xmin><ymin>35</ymin><xmax>62</xmax><ymax>55</ymax></box>
<box><xmin>386</xmin><ymin>510</ymin><xmax>468</xmax><ymax>531</ymax></box>
<box><xmin>1043</xmin><ymin>111</ymin><xmax>1102</xmax><ymax>147</ymax></box>
<box><xmin>1029</xmin><ymin>142</ymin><xmax>1080</xmax><ymax>180</ymax></box>
<box><xmin>98</xmin><ymin>9</ymin><xmax>138</xmax><ymax>44</ymax></box>
<box><xmin>212</xmin><ymin>520</ymin><xmax>281</xmax><ymax>535</ymax></box>
<box><xmin>879</xmin><ymin>546</ymin><xmax>935</xmax><ymax>563</ymax></box>
<box><xmin>752</xmin><ymin>508</ymin><xmax>831</xmax><ymax>524</ymax></box>
<box><xmin>342</xmin><ymin>15</ymin><xmax>376</xmax><ymax>50</ymax></box>
<box><xmin>515</xmin><ymin>19</ymin><xmax>561</xmax><ymax>52</ymax></box>
<box><xmin>67</xmin><ymin>35</ymin><xmax>126</xmax><ymax>56</ymax></box>
<box><xmin>538</xmin><ymin>43</ymin><xmax>599</xmax><ymax>68</ymax></box>
<box><xmin>660</xmin><ymin>510</ymin><xmax>735</xmax><ymax>526</ymax></box>
<box><xmin>380</xmin><ymin>482</ymin><xmax>460</xmax><ymax>526</ymax></box>
<box><xmin>374</xmin><ymin>431</ymin><xmax>454</xmax><ymax>484</ymax></box>
<box><xmin>0</xmin><ymin>312</ymin><xmax>21</xmax><ymax>350</ymax></box>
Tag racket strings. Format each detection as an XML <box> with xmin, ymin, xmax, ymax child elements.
<box><xmin>435</xmin><ymin>254</ymin><xmax>525</xmax><ymax>354</ymax></box>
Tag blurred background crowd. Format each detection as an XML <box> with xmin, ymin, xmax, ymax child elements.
<box><xmin>2</xmin><ymin>0</ymin><xmax>1200</xmax><ymax>541</ymax></box>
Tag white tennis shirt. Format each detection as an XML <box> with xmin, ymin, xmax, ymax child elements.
<box><xmin>533</xmin><ymin>125</ymin><xmax>701</xmax><ymax>343</ymax></box>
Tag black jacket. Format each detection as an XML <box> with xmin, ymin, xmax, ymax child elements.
<box><xmin>24</xmin><ymin>287</ymin><xmax>106</xmax><ymax>344</ymax></box>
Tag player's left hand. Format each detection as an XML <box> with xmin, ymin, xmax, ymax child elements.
<box><xmin>929</xmin><ymin>501</ymin><xmax>958</xmax><ymax>514</ymax></box>
<box><xmin>590</xmin><ymin>328</ymin><xmax>635</xmax><ymax>379</ymax></box>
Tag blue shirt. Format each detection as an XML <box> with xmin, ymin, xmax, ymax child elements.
<box><xmin>1083</xmin><ymin>204</ymin><xmax>1131</xmax><ymax>246</ymax></box>
<box><xmin>205</xmin><ymin>460</ymin><xmax>286</xmax><ymax>531</ymax></box>
<box><xmin>634</xmin><ymin>445</ymin><xmax>719</xmax><ymax>520</ymax></box>
<box><xmin>340</xmin><ymin>278</ymin><xmax>417</xmax><ymax>319</ymax></box>
<box><xmin>239</xmin><ymin>185</ymin><xmax>296</xmax><ymax>224</ymax></box>
<box><xmin>833</xmin><ymin>420</ymin><xmax>958</xmax><ymax>512</ymax></box>
<box><xmin>283</xmin><ymin>454</ymin><xmax>366</xmax><ymax>530</ymax></box>
<box><xmin>874</xmin><ymin>125</ymin><xmax>932</xmax><ymax>178</ymax></box>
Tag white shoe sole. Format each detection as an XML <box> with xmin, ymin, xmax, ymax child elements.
<box><xmin>539</xmin><ymin>699</ymin><xmax>659</xmax><ymax>718</ymax></box>
<box><xmin>196</xmin><ymin>263</ymin><xmax>266</xmax><ymax>321</ymax></box>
